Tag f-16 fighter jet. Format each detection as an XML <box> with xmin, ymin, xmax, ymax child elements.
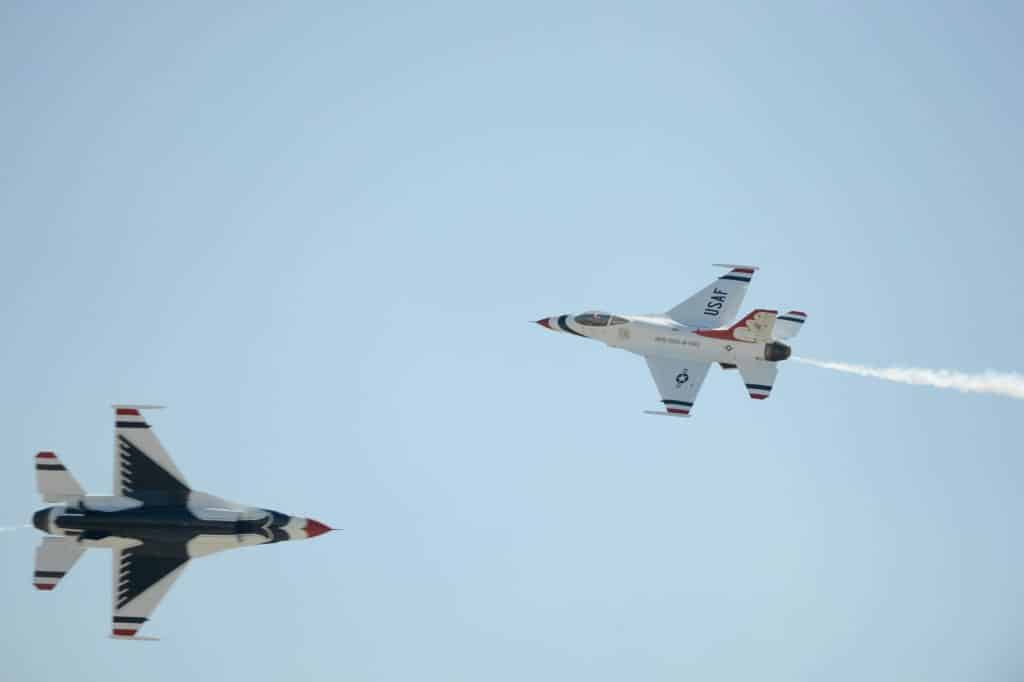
<box><xmin>536</xmin><ymin>265</ymin><xmax>808</xmax><ymax>417</ymax></box>
<box><xmin>31</xmin><ymin>406</ymin><xmax>333</xmax><ymax>640</ymax></box>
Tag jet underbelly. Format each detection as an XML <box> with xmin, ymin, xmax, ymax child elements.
<box><xmin>627</xmin><ymin>325</ymin><xmax>723</xmax><ymax>363</ymax></box>
<box><xmin>187</xmin><ymin>533</ymin><xmax>271</xmax><ymax>558</ymax></box>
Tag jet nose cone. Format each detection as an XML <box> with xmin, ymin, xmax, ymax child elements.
<box><xmin>303</xmin><ymin>518</ymin><xmax>332</xmax><ymax>539</ymax></box>
<box><xmin>535</xmin><ymin>318</ymin><xmax>552</xmax><ymax>329</ymax></box>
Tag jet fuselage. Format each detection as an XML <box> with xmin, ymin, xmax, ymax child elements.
<box><xmin>30</xmin><ymin>407</ymin><xmax>334</xmax><ymax>639</ymax></box>
<box><xmin>537</xmin><ymin>312</ymin><xmax>791</xmax><ymax>365</ymax></box>
<box><xmin>33</xmin><ymin>493</ymin><xmax>328</xmax><ymax>557</ymax></box>
<box><xmin>534</xmin><ymin>266</ymin><xmax>806</xmax><ymax>416</ymax></box>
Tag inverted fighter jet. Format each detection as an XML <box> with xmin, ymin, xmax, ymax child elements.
<box><xmin>31</xmin><ymin>406</ymin><xmax>333</xmax><ymax>640</ymax></box>
<box><xmin>536</xmin><ymin>265</ymin><xmax>808</xmax><ymax>417</ymax></box>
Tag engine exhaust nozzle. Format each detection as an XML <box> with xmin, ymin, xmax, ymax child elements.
<box><xmin>764</xmin><ymin>341</ymin><xmax>791</xmax><ymax>362</ymax></box>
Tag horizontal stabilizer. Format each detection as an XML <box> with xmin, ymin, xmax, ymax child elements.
<box><xmin>34</xmin><ymin>537</ymin><xmax>86</xmax><ymax>591</ymax></box>
<box><xmin>35</xmin><ymin>452</ymin><xmax>85</xmax><ymax>502</ymax></box>
<box><xmin>736</xmin><ymin>361</ymin><xmax>779</xmax><ymax>400</ymax></box>
<box><xmin>643</xmin><ymin>410</ymin><xmax>691</xmax><ymax>418</ymax></box>
<box><xmin>774</xmin><ymin>310</ymin><xmax>808</xmax><ymax>340</ymax></box>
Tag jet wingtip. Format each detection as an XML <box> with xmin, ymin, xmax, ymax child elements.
<box><xmin>712</xmin><ymin>263</ymin><xmax>759</xmax><ymax>272</ymax></box>
<box><xmin>642</xmin><ymin>410</ymin><xmax>691</xmax><ymax>419</ymax></box>
<box><xmin>109</xmin><ymin>634</ymin><xmax>161</xmax><ymax>641</ymax></box>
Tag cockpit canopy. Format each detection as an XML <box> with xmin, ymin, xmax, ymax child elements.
<box><xmin>574</xmin><ymin>311</ymin><xmax>628</xmax><ymax>327</ymax></box>
<box><xmin>237</xmin><ymin>508</ymin><xmax>291</xmax><ymax>528</ymax></box>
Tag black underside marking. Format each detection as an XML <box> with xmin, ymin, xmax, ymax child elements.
<box><xmin>36</xmin><ymin>464</ymin><xmax>66</xmax><ymax>471</ymax></box>
<box><xmin>118</xmin><ymin>435</ymin><xmax>191</xmax><ymax>504</ymax></box>
<box><xmin>719</xmin><ymin>275</ymin><xmax>751</xmax><ymax>282</ymax></box>
<box><xmin>116</xmin><ymin>422</ymin><xmax>150</xmax><ymax>428</ymax></box>
<box><xmin>556</xmin><ymin>315</ymin><xmax>585</xmax><ymax>337</ymax></box>
<box><xmin>113</xmin><ymin>616</ymin><xmax>148</xmax><ymax>624</ymax></box>
<box><xmin>777</xmin><ymin>316</ymin><xmax>805</xmax><ymax>323</ymax></box>
<box><xmin>746</xmin><ymin>383</ymin><xmax>773</xmax><ymax>390</ymax></box>
<box><xmin>34</xmin><ymin>570</ymin><xmax>65</xmax><ymax>578</ymax></box>
<box><xmin>57</xmin><ymin>506</ymin><xmax>282</xmax><ymax>539</ymax></box>
<box><xmin>117</xmin><ymin>543</ymin><xmax>189</xmax><ymax>610</ymax></box>
<box><xmin>77</xmin><ymin>530</ymin><xmax>112</xmax><ymax>541</ymax></box>
<box><xmin>662</xmin><ymin>400</ymin><xmax>694</xmax><ymax>407</ymax></box>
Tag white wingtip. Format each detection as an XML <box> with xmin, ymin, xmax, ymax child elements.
<box><xmin>109</xmin><ymin>635</ymin><xmax>161</xmax><ymax>641</ymax></box>
<box><xmin>111</xmin><ymin>404</ymin><xmax>166</xmax><ymax>410</ymax></box>
<box><xmin>711</xmin><ymin>263</ymin><xmax>759</xmax><ymax>271</ymax></box>
<box><xmin>643</xmin><ymin>410</ymin><xmax>691</xmax><ymax>418</ymax></box>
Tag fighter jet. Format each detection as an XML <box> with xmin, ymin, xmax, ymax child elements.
<box><xmin>31</xmin><ymin>406</ymin><xmax>333</xmax><ymax>640</ymax></box>
<box><xmin>536</xmin><ymin>265</ymin><xmax>808</xmax><ymax>417</ymax></box>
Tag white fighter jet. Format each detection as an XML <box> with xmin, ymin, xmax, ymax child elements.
<box><xmin>536</xmin><ymin>265</ymin><xmax>808</xmax><ymax>417</ymax></box>
<box><xmin>31</xmin><ymin>406</ymin><xmax>333</xmax><ymax>640</ymax></box>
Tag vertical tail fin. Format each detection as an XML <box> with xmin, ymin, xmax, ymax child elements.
<box><xmin>774</xmin><ymin>311</ymin><xmax>808</xmax><ymax>340</ymax></box>
<box><xmin>728</xmin><ymin>309</ymin><xmax>777</xmax><ymax>342</ymax></box>
<box><xmin>35</xmin><ymin>452</ymin><xmax>85</xmax><ymax>503</ymax></box>
<box><xmin>696</xmin><ymin>309</ymin><xmax>777</xmax><ymax>342</ymax></box>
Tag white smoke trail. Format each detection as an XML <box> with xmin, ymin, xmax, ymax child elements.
<box><xmin>794</xmin><ymin>357</ymin><xmax>1024</xmax><ymax>400</ymax></box>
<box><xmin>0</xmin><ymin>525</ymin><xmax>29</xmax><ymax>533</ymax></box>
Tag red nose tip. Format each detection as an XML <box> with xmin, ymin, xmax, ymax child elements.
<box><xmin>535</xmin><ymin>318</ymin><xmax>552</xmax><ymax>329</ymax></box>
<box><xmin>304</xmin><ymin>518</ymin><xmax>332</xmax><ymax>538</ymax></box>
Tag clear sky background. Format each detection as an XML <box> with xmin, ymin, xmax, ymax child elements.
<box><xmin>2</xmin><ymin>2</ymin><xmax>1022</xmax><ymax>680</ymax></box>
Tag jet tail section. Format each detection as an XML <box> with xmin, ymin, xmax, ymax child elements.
<box><xmin>697</xmin><ymin>309</ymin><xmax>777</xmax><ymax>343</ymax></box>
<box><xmin>35</xmin><ymin>452</ymin><xmax>85</xmax><ymax>503</ymax></box>
<box><xmin>728</xmin><ymin>309</ymin><xmax>777</xmax><ymax>342</ymax></box>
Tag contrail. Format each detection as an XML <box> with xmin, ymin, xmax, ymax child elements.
<box><xmin>0</xmin><ymin>525</ymin><xmax>30</xmax><ymax>533</ymax></box>
<box><xmin>794</xmin><ymin>357</ymin><xmax>1024</xmax><ymax>400</ymax></box>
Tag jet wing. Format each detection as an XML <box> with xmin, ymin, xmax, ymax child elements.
<box><xmin>665</xmin><ymin>265</ymin><xmax>757</xmax><ymax>328</ymax></box>
<box><xmin>111</xmin><ymin>543</ymin><xmax>189</xmax><ymax>639</ymax></box>
<box><xmin>736</xmin><ymin>361</ymin><xmax>779</xmax><ymax>400</ymax></box>
<box><xmin>33</xmin><ymin>537</ymin><xmax>85</xmax><ymax>591</ymax></box>
<box><xmin>643</xmin><ymin>356</ymin><xmax>711</xmax><ymax>417</ymax></box>
<box><xmin>113</xmin><ymin>406</ymin><xmax>191</xmax><ymax>504</ymax></box>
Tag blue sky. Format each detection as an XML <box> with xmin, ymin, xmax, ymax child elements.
<box><xmin>2</xmin><ymin>2</ymin><xmax>1022</xmax><ymax>680</ymax></box>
